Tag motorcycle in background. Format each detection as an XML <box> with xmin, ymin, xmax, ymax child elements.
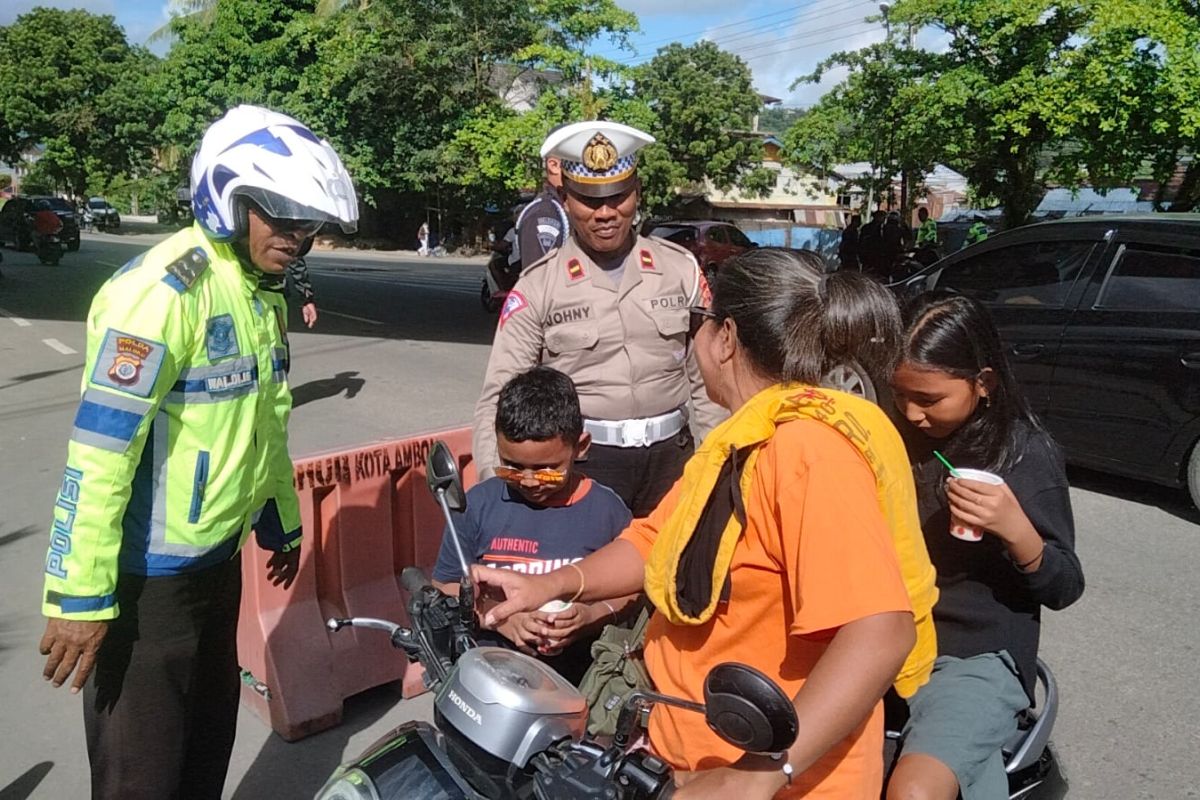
<box><xmin>32</xmin><ymin>209</ymin><xmax>65</xmax><ymax>266</ymax></box>
<box><xmin>481</xmin><ymin>232</ymin><xmax>520</xmax><ymax>314</ymax></box>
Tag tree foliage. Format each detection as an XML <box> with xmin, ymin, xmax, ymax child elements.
<box><xmin>789</xmin><ymin>0</ymin><xmax>1200</xmax><ymax>226</ymax></box>
<box><xmin>630</xmin><ymin>41</ymin><xmax>763</xmax><ymax>209</ymax></box>
<box><xmin>0</xmin><ymin>8</ymin><xmax>162</xmax><ymax>198</ymax></box>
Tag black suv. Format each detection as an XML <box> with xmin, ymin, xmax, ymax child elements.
<box><xmin>0</xmin><ymin>196</ymin><xmax>82</xmax><ymax>252</ymax></box>
<box><xmin>892</xmin><ymin>214</ymin><xmax>1200</xmax><ymax>506</ymax></box>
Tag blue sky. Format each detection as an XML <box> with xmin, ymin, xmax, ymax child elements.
<box><xmin>1</xmin><ymin>0</ymin><xmax>890</xmax><ymax>106</ymax></box>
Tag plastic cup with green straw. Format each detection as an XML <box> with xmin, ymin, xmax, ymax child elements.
<box><xmin>933</xmin><ymin>450</ymin><xmax>963</xmax><ymax>479</ymax></box>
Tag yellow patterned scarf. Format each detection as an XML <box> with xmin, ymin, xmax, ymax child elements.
<box><xmin>644</xmin><ymin>383</ymin><xmax>938</xmax><ymax>697</ymax></box>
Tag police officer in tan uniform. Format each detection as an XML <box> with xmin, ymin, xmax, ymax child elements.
<box><xmin>473</xmin><ymin>121</ymin><xmax>725</xmax><ymax>517</ymax></box>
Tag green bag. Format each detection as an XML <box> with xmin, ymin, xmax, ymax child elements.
<box><xmin>579</xmin><ymin>607</ymin><xmax>653</xmax><ymax>736</ymax></box>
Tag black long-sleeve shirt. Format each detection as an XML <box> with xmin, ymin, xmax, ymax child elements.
<box><xmin>909</xmin><ymin>420</ymin><xmax>1085</xmax><ymax>701</ymax></box>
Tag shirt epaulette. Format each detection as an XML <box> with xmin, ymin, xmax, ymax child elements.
<box><xmin>647</xmin><ymin>236</ymin><xmax>699</xmax><ymax>265</ymax></box>
<box><xmin>162</xmin><ymin>247</ymin><xmax>210</xmax><ymax>293</ymax></box>
<box><xmin>520</xmin><ymin>247</ymin><xmax>560</xmax><ymax>278</ymax></box>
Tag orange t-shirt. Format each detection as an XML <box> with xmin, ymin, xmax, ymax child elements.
<box><xmin>619</xmin><ymin>418</ymin><xmax>912</xmax><ymax>798</ymax></box>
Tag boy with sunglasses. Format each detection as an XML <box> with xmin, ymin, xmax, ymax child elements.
<box><xmin>433</xmin><ymin>366</ymin><xmax>635</xmax><ymax>684</ymax></box>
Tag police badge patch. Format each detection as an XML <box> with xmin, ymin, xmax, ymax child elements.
<box><xmin>91</xmin><ymin>329</ymin><xmax>168</xmax><ymax>398</ymax></box>
<box><xmin>205</xmin><ymin>314</ymin><xmax>239</xmax><ymax>362</ymax></box>
<box><xmin>499</xmin><ymin>290</ymin><xmax>528</xmax><ymax>327</ymax></box>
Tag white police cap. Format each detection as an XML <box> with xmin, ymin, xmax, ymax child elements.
<box><xmin>540</xmin><ymin>121</ymin><xmax>655</xmax><ymax>198</ymax></box>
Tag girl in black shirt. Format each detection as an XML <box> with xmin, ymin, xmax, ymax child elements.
<box><xmin>887</xmin><ymin>292</ymin><xmax>1084</xmax><ymax>800</ymax></box>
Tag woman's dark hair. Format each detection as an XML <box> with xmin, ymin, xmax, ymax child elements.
<box><xmin>495</xmin><ymin>366</ymin><xmax>583</xmax><ymax>443</ymax></box>
<box><xmin>710</xmin><ymin>248</ymin><xmax>903</xmax><ymax>395</ymax></box>
<box><xmin>900</xmin><ymin>291</ymin><xmax>1039</xmax><ymax>472</ymax></box>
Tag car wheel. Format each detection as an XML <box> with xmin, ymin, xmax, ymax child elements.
<box><xmin>1187</xmin><ymin>444</ymin><xmax>1200</xmax><ymax>509</ymax></box>
<box><xmin>67</xmin><ymin>238</ymin><xmax>80</xmax><ymax>252</ymax></box>
<box><xmin>821</xmin><ymin>361</ymin><xmax>877</xmax><ymax>403</ymax></box>
<box><xmin>16</xmin><ymin>230</ymin><xmax>30</xmax><ymax>252</ymax></box>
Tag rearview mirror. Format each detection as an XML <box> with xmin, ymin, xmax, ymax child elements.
<box><xmin>426</xmin><ymin>441</ymin><xmax>466</xmax><ymax>513</ymax></box>
<box><xmin>703</xmin><ymin>663</ymin><xmax>798</xmax><ymax>754</ymax></box>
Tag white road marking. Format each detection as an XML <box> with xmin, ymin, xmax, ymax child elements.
<box><xmin>0</xmin><ymin>306</ymin><xmax>32</xmax><ymax>327</ymax></box>
<box><xmin>321</xmin><ymin>310</ymin><xmax>385</xmax><ymax>325</ymax></box>
<box><xmin>42</xmin><ymin>338</ymin><xmax>78</xmax><ymax>355</ymax></box>
<box><xmin>97</xmin><ymin>260</ymin><xmax>120</xmax><ymax>268</ymax></box>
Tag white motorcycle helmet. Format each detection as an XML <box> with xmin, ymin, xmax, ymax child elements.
<box><xmin>190</xmin><ymin>105</ymin><xmax>358</xmax><ymax>242</ymax></box>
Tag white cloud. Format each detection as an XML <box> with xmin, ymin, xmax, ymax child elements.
<box><xmin>707</xmin><ymin>0</ymin><xmax>886</xmax><ymax>106</ymax></box>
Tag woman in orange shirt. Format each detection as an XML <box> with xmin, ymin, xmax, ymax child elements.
<box><xmin>475</xmin><ymin>249</ymin><xmax>922</xmax><ymax>799</ymax></box>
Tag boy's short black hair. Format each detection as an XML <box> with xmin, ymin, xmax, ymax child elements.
<box><xmin>495</xmin><ymin>366</ymin><xmax>583</xmax><ymax>443</ymax></box>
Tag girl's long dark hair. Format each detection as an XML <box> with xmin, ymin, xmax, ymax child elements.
<box><xmin>901</xmin><ymin>291</ymin><xmax>1039</xmax><ymax>473</ymax></box>
<box><xmin>712</xmin><ymin>248</ymin><xmax>902</xmax><ymax>393</ymax></box>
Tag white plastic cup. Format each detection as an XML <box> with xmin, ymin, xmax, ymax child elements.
<box><xmin>538</xmin><ymin>600</ymin><xmax>573</xmax><ymax>614</ymax></box>
<box><xmin>949</xmin><ymin>468</ymin><xmax>1005</xmax><ymax>542</ymax></box>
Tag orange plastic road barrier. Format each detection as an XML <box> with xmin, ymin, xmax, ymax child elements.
<box><xmin>236</xmin><ymin>426</ymin><xmax>477</xmax><ymax>741</ymax></box>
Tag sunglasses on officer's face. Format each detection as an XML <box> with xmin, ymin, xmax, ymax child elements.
<box><xmin>269</xmin><ymin>216</ymin><xmax>324</xmax><ymax>238</ymax></box>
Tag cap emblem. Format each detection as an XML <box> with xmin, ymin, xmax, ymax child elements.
<box><xmin>582</xmin><ymin>134</ymin><xmax>619</xmax><ymax>172</ymax></box>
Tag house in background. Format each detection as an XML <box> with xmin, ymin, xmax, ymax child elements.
<box><xmin>830</xmin><ymin>162</ymin><xmax>970</xmax><ymax>222</ymax></box>
<box><xmin>0</xmin><ymin>145</ymin><xmax>45</xmax><ymax>196</ymax></box>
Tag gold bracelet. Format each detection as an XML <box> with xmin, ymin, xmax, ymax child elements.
<box><xmin>599</xmin><ymin>599</ymin><xmax>618</xmax><ymax>624</ymax></box>
<box><xmin>565</xmin><ymin>561</ymin><xmax>586</xmax><ymax>603</ymax></box>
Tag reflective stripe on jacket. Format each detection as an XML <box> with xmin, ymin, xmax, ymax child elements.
<box><xmin>43</xmin><ymin>224</ymin><xmax>300</xmax><ymax>621</ymax></box>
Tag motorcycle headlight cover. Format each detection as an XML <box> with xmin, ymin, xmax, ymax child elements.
<box><xmin>314</xmin><ymin>767</ymin><xmax>380</xmax><ymax>800</ymax></box>
<box><xmin>190</xmin><ymin>104</ymin><xmax>359</xmax><ymax>241</ymax></box>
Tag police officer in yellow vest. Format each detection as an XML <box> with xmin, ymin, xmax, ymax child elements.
<box><xmin>38</xmin><ymin>106</ymin><xmax>358</xmax><ymax>799</ymax></box>
<box><xmin>473</xmin><ymin>121</ymin><xmax>725</xmax><ymax>517</ymax></box>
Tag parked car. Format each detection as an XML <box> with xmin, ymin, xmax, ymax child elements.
<box><xmin>0</xmin><ymin>195</ymin><xmax>81</xmax><ymax>252</ymax></box>
<box><xmin>648</xmin><ymin>220</ymin><xmax>755</xmax><ymax>276</ymax></box>
<box><xmin>891</xmin><ymin>214</ymin><xmax>1200</xmax><ymax>506</ymax></box>
<box><xmin>87</xmin><ymin>197</ymin><xmax>121</xmax><ymax>230</ymax></box>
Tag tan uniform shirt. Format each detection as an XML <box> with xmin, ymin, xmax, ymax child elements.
<box><xmin>472</xmin><ymin>235</ymin><xmax>726</xmax><ymax>474</ymax></box>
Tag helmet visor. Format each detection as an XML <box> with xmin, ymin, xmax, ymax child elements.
<box><xmin>237</xmin><ymin>185</ymin><xmax>358</xmax><ymax>235</ymax></box>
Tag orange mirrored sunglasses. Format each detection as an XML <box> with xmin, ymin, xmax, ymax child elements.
<box><xmin>494</xmin><ymin>465</ymin><xmax>568</xmax><ymax>486</ymax></box>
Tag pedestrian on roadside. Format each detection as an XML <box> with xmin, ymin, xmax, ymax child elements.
<box><xmin>859</xmin><ymin>208</ymin><xmax>886</xmax><ymax>277</ymax></box>
<box><xmin>37</xmin><ymin>104</ymin><xmax>358</xmax><ymax>800</ymax></box>
<box><xmin>472</xmin><ymin>120</ymin><xmax>725</xmax><ymax>517</ymax></box>
<box><xmin>888</xmin><ymin>292</ymin><xmax>1084</xmax><ymax>800</ymax></box>
<box><xmin>418</xmin><ymin>221</ymin><xmax>430</xmax><ymax>256</ymax></box>
<box><xmin>838</xmin><ymin>213</ymin><xmax>862</xmax><ymax>270</ymax></box>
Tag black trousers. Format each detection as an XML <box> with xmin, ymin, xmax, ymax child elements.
<box><xmin>85</xmin><ymin>554</ymin><xmax>243</xmax><ymax>800</ymax></box>
<box><xmin>579</xmin><ymin>430</ymin><xmax>694</xmax><ymax>518</ymax></box>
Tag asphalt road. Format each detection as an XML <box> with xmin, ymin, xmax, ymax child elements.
<box><xmin>1</xmin><ymin>230</ymin><xmax>1198</xmax><ymax>799</ymax></box>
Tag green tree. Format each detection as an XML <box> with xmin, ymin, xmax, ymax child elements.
<box><xmin>631</xmin><ymin>41</ymin><xmax>765</xmax><ymax>211</ymax></box>
<box><xmin>0</xmin><ymin>9</ymin><xmax>162</xmax><ymax>198</ymax></box>
<box><xmin>1037</xmin><ymin>0</ymin><xmax>1200</xmax><ymax>210</ymax></box>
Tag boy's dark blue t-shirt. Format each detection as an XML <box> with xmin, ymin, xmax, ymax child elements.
<box><xmin>432</xmin><ymin>477</ymin><xmax>631</xmax><ymax>582</ymax></box>
<box><xmin>432</xmin><ymin>476</ymin><xmax>632</xmax><ymax>685</ymax></box>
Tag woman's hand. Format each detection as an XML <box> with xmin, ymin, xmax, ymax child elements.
<box><xmin>471</xmin><ymin>565</ymin><xmax>562</xmax><ymax>628</ymax></box>
<box><xmin>946</xmin><ymin>477</ymin><xmax>1033</xmax><ymax>544</ymax></box>
<box><xmin>531</xmin><ymin>603</ymin><xmax>591</xmax><ymax>656</ymax></box>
